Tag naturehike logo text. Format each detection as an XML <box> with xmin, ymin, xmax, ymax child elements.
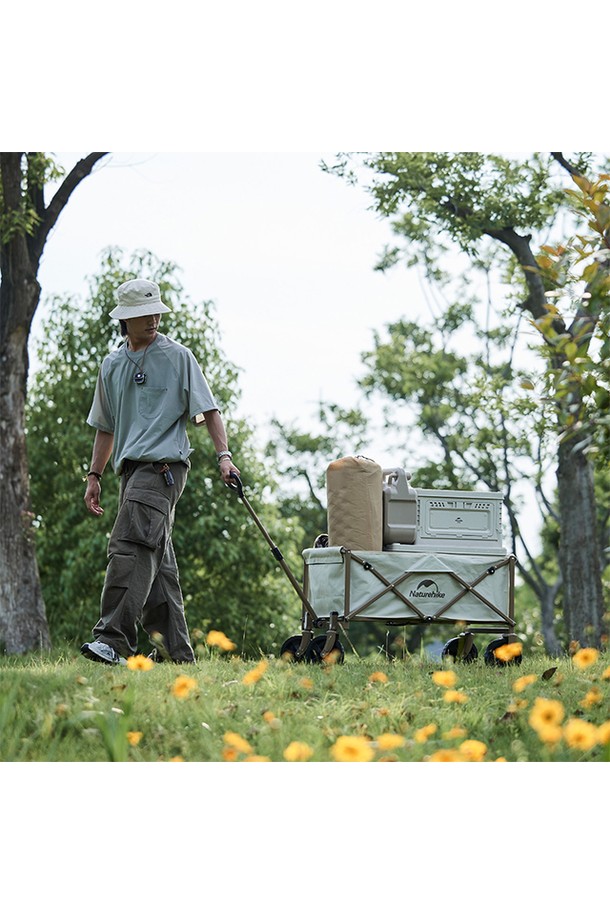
<box><xmin>409</xmin><ymin>578</ymin><xmax>446</xmax><ymax>599</ymax></box>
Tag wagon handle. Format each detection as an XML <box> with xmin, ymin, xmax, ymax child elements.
<box><xmin>226</xmin><ymin>470</ymin><xmax>317</xmax><ymax>616</ymax></box>
<box><xmin>227</xmin><ymin>470</ymin><xmax>244</xmax><ymax>498</ymax></box>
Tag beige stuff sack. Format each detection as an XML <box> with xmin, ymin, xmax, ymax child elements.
<box><xmin>326</xmin><ymin>455</ymin><xmax>383</xmax><ymax>551</ymax></box>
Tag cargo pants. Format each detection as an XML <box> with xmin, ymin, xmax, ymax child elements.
<box><xmin>93</xmin><ymin>460</ymin><xmax>195</xmax><ymax>662</ymax></box>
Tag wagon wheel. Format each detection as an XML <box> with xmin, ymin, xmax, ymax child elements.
<box><xmin>441</xmin><ymin>635</ymin><xmax>478</xmax><ymax>664</ymax></box>
<box><xmin>484</xmin><ymin>636</ymin><xmax>523</xmax><ymax>667</ymax></box>
<box><xmin>279</xmin><ymin>636</ymin><xmax>309</xmax><ymax>663</ymax></box>
<box><xmin>307</xmin><ymin>635</ymin><xmax>345</xmax><ymax>665</ymax></box>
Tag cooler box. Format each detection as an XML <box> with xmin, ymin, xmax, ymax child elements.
<box><xmin>384</xmin><ymin>488</ymin><xmax>504</xmax><ymax>554</ymax></box>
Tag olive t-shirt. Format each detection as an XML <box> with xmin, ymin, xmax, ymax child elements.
<box><xmin>87</xmin><ymin>334</ymin><xmax>219</xmax><ymax>474</ymax></box>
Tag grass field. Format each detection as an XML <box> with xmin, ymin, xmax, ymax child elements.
<box><xmin>1</xmin><ymin>636</ymin><xmax>609</xmax><ymax>763</ymax></box>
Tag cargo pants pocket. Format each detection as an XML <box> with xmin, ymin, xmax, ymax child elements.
<box><xmin>99</xmin><ymin>552</ymin><xmax>137</xmax><ymax>620</ymax></box>
<box><xmin>119</xmin><ymin>490</ymin><xmax>171</xmax><ymax>550</ymax></box>
<box><xmin>106</xmin><ymin>552</ymin><xmax>136</xmax><ymax>584</ymax></box>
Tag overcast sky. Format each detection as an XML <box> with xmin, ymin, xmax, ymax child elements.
<box><xmin>35</xmin><ymin>151</ymin><xmax>425</xmax><ymax>467</ymax></box>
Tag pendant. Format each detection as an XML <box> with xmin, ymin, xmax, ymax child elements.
<box><xmin>134</xmin><ymin>372</ymin><xmax>147</xmax><ymax>385</ymax></box>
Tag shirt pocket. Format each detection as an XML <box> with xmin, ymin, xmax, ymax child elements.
<box><xmin>121</xmin><ymin>490</ymin><xmax>170</xmax><ymax>550</ymax></box>
<box><xmin>137</xmin><ymin>386</ymin><xmax>168</xmax><ymax>419</ymax></box>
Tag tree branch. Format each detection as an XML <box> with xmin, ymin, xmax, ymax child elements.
<box><xmin>486</xmin><ymin>225</ymin><xmax>564</xmax><ymax>327</ymax></box>
<box><xmin>435</xmin><ymin>187</ymin><xmax>565</xmax><ymax>329</ymax></box>
<box><xmin>294</xmin><ymin>467</ymin><xmax>326</xmax><ymax>512</ymax></box>
<box><xmin>551</xmin><ymin>152</ymin><xmax>582</xmax><ymax>177</ymax></box>
<box><xmin>29</xmin><ymin>153</ymin><xmax>109</xmax><ymax>266</ymax></box>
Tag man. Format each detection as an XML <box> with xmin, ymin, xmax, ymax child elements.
<box><xmin>81</xmin><ymin>278</ymin><xmax>240</xmax><ymax>665</ymax></box>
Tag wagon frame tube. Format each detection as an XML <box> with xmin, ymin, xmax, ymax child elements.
<box><xmin>302</xmin><ymin>549</ymin><xmax>517</xmax><ymax>638</ymax></box>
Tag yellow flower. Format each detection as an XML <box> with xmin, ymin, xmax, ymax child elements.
<box><xmin>330</xmin><ymin>735</ymin><xmax>375</xmax><ymax>762</ymax></box>
<box><xmin>218</xmin><ymin>638</ymin><xmax>237</xmax><ymax>651</ymax></box>
<box><xmin>171</xmin><ymin>675</ymin><xmax>198</xmax><ymax>699</ymax></box>
<box><xmin>262</xmin><ymin>710</ymin><xmax>281</xmax><ymax>729</ymax></box>
<box><xmin>427</xmin><ymin>749</ymin><xmax>463</xmax><ymax>762</ymax></box>
<box><xmin>242</xmin><ymin>659</ymin><xmax>268</xmax><ymax>685</ymax></box>
<box><xmin>222</xmin><ymin>747</ymin><xmax>239</xmax><ymax>761</ymax></box>
<box><xmin>283</xmin><ymin>741</ymin><xmax>314</xmax><ymax>762</ymax></box>
<box><xmin>596</xmin><ymin>721</ymin><xmax>610</xmax><ymax>745</ymax></box>
<box><xmin>494</xmin><ymin>757</ymin><xmax>508</xmax><ymax>762</ymax></box>
<box><xmin>169</xmin><ymin>756</ymin><xmax>184</xmax><ymax>762</ymax></box>
<box><xmin>601</xmin><ymin>667</ymin><xmax>610</xmax><ymax>681</ymax></box>
<box><xmin>572</xmin><ymin>647</ymin><xmax>600</xmax><ymax>669</ymax></box>
<box><xmin>299</xmin><ymin>677</ymin><xmax>314</xmax><ymax>690</ymax></box>
<box><xmin>127</xmin><ymin>731</ymin><xmax>143</xmax><ymax>746</ymax></box>
<box><xmin>432</xmin><ymin>670</ymin><xmax>457</xmax><ymax>688</ymax></box>
<box><xmin>126</xmin><ymin>654</ymin><xmax>154</xmax><ymax>671</ymax></box>
<box><xmin>459</xmin><ymin>739</ymin><xmax>487</xmax><ymax>762</ymax></box>
<box><xmin>368</xmin><ymin>671</ymin><xmax>389</xmax><ymax>684</ymax></box>
<box><xmin>223</xmin><ymin>731</ymin><xmax>253</xmax><ymax>755</ymax></box>
<box><xmin>494</xmin><ymin>641</ymin><xmax>522</xmax><ymax>662</ymax></box>
<box><xmin>536</xmin><ymin>724</ymin><xmax>563</xmax><ymax>746</ymax></box>
<box><xmin>443</xmin><ymin>690</ymin><xmax>468</xmax><ymax>704</ymax></box>
<box><xmin>564</xmin><ymin>718</ymin><xmax>598</xmax><ymax>751</ymax></box>
<box><xmin>414</xmin><ymin>724</ymin><xmax>438</xmax><ymax>744</ymax></box>
<box><xmin>206</xmin><ymin>629</ymin><xmax>226</xmax><ymax>646</ymax></box>
<box><xmin>206</xmin><ymin>630</ymin><xmax>237</xmax><ymax>652</ymax></box>
<box><xmin>376</xmin><ymin>733</ymin><xmax>406</xmax><ymax>751</ymax></box>
<box><xmin>442</xmin><ymin>727</ymin><xmax>467</xmax><ymax>740</ymax></box>
<box><xmin>513</xmin><ymin>674</ymin><xmax>537</xmax><ymax>693</ymax></box>
<box><xmin>244</xmin><ymin>755</ymin><xmax>271</xmax><ymax>762</ymax></box>
<box><xmin>581</xmin><ymin>687</ymin><xmax>603</xmax><ymax>709</ymax></box>
<box><xmin>528</xmin><ymin>697</ymin><xmax>565</xmax><ymax>732</ymax></box>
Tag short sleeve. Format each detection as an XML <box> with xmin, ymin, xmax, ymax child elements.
<box><xmin>185</xmin><ymin>351</ymin><xmax>219</xmax><ymax>421</ymax></box>
<box><xmin>86</xmin><ymin>370</ymin><xmax>114</xmax><ymax>432</ymax></box>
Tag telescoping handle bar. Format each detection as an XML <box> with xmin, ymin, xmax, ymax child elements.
<box><xmin>226</xmin><ymin>472</ymin><xmax>316</xmax><ymax>615</ymax></box>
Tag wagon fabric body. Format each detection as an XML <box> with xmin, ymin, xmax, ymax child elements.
<box><xmin>301</xmin><ymin>546</ymin><xmax>515</xmax><ymax>632</ymax></box>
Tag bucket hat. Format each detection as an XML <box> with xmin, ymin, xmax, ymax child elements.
<box><xmin>109</xmin><ymin>279</ymin><xmax>171</xmax><ymax>320</ymax></box>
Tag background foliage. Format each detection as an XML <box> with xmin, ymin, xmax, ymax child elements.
<box><xmin>21</xmin><ymin>153</ymin><xmax>610</xmax><ymax>661</ymax></box>
<box><xmin>26</xmin><ymin>248</ymin><xmax>305</xmax><ymax>657</ymax></box>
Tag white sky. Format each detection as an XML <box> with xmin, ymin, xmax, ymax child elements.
<box><xmin>34</xmin><ymin>151</ymin><xmax>424</xmax><ymax>467</ymax></box>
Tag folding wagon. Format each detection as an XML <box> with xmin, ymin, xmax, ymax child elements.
<box><xmin>229</xmin><ymin>469</ymin><xmax>521</xmax><ymax>666</ymax></box>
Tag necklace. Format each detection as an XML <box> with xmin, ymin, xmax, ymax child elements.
<box><xmin>125</xmin><ymin>341</ymin><xmax>153</xmax><ymax>384</ymax></box>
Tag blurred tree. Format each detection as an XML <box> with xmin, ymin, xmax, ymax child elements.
<box><xmin>325</xmin><ymin>152</ymin><xmax>609</xmax><ymax>649</ymax></box>
<box><xmin>359</xmin><ymin>305</ymin><xmax>565</xmax><ymax>655</ymax></box>
<box><xmin>0</xmin><ymin>151</ymin><xmax>108</xmax><ymax>654</ymax></box>
<box><xmin>266</xmin><ymin>401</ymin><xmax>370</xmax><ymax>551</ymax></box>
<box><xmin>26</xmin><ymin>248</ymin><xmax>303</xmax><ymax>657</ymax></box>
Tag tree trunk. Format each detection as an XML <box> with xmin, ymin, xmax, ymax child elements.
<box><xmin>486</xmin><ymin>222</ymin><xmax>606</xmax><ymax>651</ymax></box>
<box><xmin>0</xmin><ymin>288</ymin><xmax>51</xmax><ymax>653</ymax></box>
<box><xmin>556</xmin><ymin>434</ymin><xmax>603</xmax><ymax>647</ymax></box>
<box><xmin>539</xmin><ymin>586</ymin><xmax>562</xmax><ymax>657</ymax></box>
<box><xmin>1</xmin><ymin>151</ymin><xmax>107</xmax><ymax>654</ymax></box>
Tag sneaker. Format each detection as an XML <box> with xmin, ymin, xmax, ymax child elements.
<box><xmin>81</xmin><ymin>640</ymin><xmax>127</xmax><ymax>666</ymax></box>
